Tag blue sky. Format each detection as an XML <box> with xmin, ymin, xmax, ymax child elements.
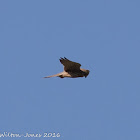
<box><xmin>0</xmin><ymin>0</ymin><xmax>140</xmax><ymax>139</ymax></box>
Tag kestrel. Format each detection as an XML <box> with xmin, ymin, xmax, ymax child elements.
<box><xmin>44</xmin><ymin>57</ymin><xmax>90</xmax><ymax>78</ymax></box>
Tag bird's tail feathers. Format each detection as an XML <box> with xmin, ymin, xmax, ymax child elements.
<box><xmin>44</xmin><ymin>72</ymin><xmax>63</xmax><ymax>78</ymax></box>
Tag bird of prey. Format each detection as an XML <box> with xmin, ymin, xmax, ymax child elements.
<box><xmin>44</xmin><ymin>57</ymin><xmax>90</xmax><ymax>78</ymax></box>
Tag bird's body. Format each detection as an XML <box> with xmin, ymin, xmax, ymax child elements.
<box><xmin>44</xmin><ymin>57</ymin><xmax>90</xmax><ymax>78</ymax></box>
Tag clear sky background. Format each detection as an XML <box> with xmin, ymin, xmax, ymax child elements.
<box><xmin>0</xmin><ymin>0</ymin><xmax>140</xmax><ymax>140</ymax></box>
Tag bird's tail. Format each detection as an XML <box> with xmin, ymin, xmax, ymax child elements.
<box><xmin>44</xmin><ymin>72</ymin><xmax>63</xmax><ymax>78</ymax></box>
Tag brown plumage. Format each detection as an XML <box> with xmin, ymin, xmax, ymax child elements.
<box><xmin>44</xmin><ymin>57</ymin><xmax>90</xmax><ymax>78</ymax></box>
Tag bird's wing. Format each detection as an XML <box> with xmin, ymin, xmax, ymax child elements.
<box><xmin>59</xmin><ymin>57</ymin><xmax>81</xmax><ymax>71</ymax></box>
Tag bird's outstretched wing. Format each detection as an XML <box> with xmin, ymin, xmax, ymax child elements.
<box><xmin>59</xmin><ymin>57</ymin><xmax>81</xmax><ymax>71</ymax></box>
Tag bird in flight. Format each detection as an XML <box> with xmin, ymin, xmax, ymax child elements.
<box><xmin>44</xmin><ymin>57</ymin><xmax>90</xmax><ymax>78</ymax></box>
